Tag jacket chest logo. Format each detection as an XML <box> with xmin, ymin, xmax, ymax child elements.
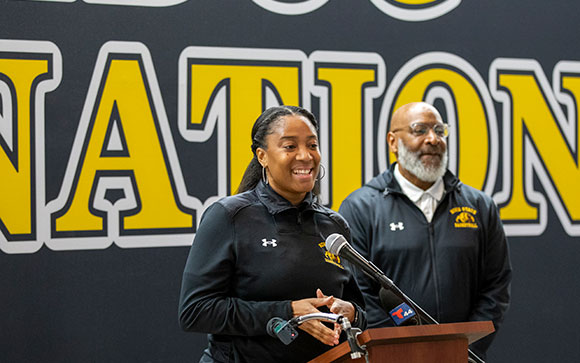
<box><xmin>318</xmin><ymin>242</ymin><xmax>344</xmax><ymax>269</ymax></box>
<box><xmin>390</xmin><ymin>222</ymin><xmax>405</xmax><ymax>231</ymax></box>
<box><xmin>450</xmin><ymin>207</ymin><xmax>479</xmax><ymax>229</ymax></box>
<box><xmin>261</xmin><ymin>238</ymin><xmax>278</xmax><ymax>247</ymax></box>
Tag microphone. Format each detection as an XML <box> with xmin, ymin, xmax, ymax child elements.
<box><xmin>379</xmin><ymin>287</ymin><xmax>419</xmax><ymax>326</ymax></box>
<box><xmin>325</xmin><ymin>233</ymin><xmax>396</xmax><ymax>290</ymax></box>
<box><xmin>267</xmin><ymin>313</ymin><xmax>367</xmax><ymax>358</ymax></box>
<box><xmin>325</xmin><ymin>234</ymin><xmax>486</xmax><ymax>363</ymax></box>
<box><xmin>290</xmin><ymin>312</ymin><xmax>341</xmax><ymax>326</ymax></box>
<box><xmin>266</xmin><ymin>317</ymin><xmax>298</xmax><ymax>345</ymax></box>
<box><xmin>267</xmin><ymin>313</ymin><xmax>341</xmax><ymax>345</ymax></box>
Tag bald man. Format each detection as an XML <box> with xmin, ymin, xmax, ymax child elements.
<box><xmin>339</xmin><ymin>102</ymin><xmax>512</xmax><ymax>359</ymax></box>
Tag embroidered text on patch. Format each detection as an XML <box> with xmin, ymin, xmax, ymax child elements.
<box><xmin>450</xmin><ymin>207</ymin><xmax>479</xmax><ymax>228</ymax></box>
<box><xmin>318</xmin><ymin>241</ymin><xmax>344</xmax><ymax>269</ymax></box>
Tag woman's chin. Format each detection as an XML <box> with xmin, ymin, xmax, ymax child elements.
<box><xmin>292</xmin><ymin>176</ymin><xmax>315</xmax><ymax>188</ymax></box>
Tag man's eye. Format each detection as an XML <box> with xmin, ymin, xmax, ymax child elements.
<box><xmin>310</xmin><ymin>143</ymin><xmax>319</xmax><ymax>149</ymax></box>
<box><xmin>412</xmin><ymin>126</ymin><xmax>428</xmax><ymax>135</ymax></box>
<box><xmin>284</xmin><ymin>145</ymin><xmax>296</xmax><ymax>150</ymax></box>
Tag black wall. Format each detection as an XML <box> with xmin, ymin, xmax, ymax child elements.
<box><xmin>1</xmin><ymin>1</ymin><xmax>580</xmax><ymax>362</ymax></box>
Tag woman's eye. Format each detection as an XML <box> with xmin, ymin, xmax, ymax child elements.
<box><xmin>283</xmin><ymin>145</ymin><xmax>296</xmax><ymax>150</ymax></box>
<box><xmin>310</xmin><ymin>143</ymin><xmax>319</xmax><ymax>149</ymax></box>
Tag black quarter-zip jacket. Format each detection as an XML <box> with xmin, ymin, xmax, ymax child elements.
<box><xmin>179</xmin><ymin>181</ymin><xmax>366</xmax><ymax>363</ymax></box>
<box><xmin>339</xmin><ymin>163</ymin><xmax>511</xmax><ymax>357</ymax></box>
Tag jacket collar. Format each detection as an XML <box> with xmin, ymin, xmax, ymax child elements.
<box><xmin>379</xmin><ymin>162</ymin><xmax>461</xmax><ymax>195</ymax></box>
<box><xmin>255</xmin><ymin>180</ymin><xmax>315</xmax><ymax>215</ymax></box>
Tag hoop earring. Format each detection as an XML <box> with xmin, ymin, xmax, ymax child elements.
<box><xmin>262</xmin><ymin>167</ymin><xmax>268</xmax><ymax>185</ymax></box>
<box><xmin>317</xmin><ymin>164</ymin><xmax>326</xmax><ymax>181</ymax></box>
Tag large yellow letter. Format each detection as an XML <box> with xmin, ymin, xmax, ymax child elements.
<box><xmin>0</xmin><ymin>40</ymin><xmax>61</xmax><ymax>254</ymax></box>
<box><xmin>379</xmin><ymin>52</ymin><xmax>498</xmax><ymax>194</ymax></box>
<box><xmin>491</xmin><ymin>59</ymin><xmax>580</xmax><ymax>236</ymax></box>
<box><xmin>179</xmin><ymin>47</ymin><xmax>306</xmax><ymax>197</ymax></box>
<box><xmin>48</xmin><ymin>42</ymin><xmax>195</xmax><ymax>250</ymax></box>
<box><xmin>0</xmin><ymin>58</ymin><xmax>47</xmax><ymax>238</ymax></box>
<box><xmin>309</xmin><ymin>51</ymin><xmax>385</xmax><ymax>210</ymax></box>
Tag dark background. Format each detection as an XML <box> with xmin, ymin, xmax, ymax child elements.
<box><xmin>1</xmin><ymin>1</ymin><xmax>580</xmax><ymax>362</ymax></box>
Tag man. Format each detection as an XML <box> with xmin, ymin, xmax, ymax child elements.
<box><xmin>339</xmin><ymin>102</ymin><xmax>512</xmax><ymax>359</ymax></box>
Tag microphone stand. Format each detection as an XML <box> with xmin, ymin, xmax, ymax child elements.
<box><xmin>368</xmin><ymin>269</ymin><xmax>485</xmax><ymax>363</ymax></box>
<box><xmin>325</xmin><ymin>235</ymin><xmax>485</xmax><ymax>363</ymax></box>
<box><xmin>290</xmin><ymin>313</ymin><xmax>368</xmax><ymax>361</ymax></box>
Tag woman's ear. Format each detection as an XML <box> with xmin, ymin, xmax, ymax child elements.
<box><xmin>256</xmin><ymin>147</ymin><xmax>267</xmax><ymax>168</ymax></box>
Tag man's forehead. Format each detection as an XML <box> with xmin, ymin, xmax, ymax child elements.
<box><xmin>409</xmin><ymin>108</ymin><xmax>442</xmax><ymax>123</ymax></box>
<box><xmin>390</xmin><ymin>102</ymin><xmax>443</xmax><ymax>130</ymax></box>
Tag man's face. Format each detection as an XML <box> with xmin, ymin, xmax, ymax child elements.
<box><xmin>388</xmin><ymin>103</ymin><xmax>448</xmax><ymax>185</ymax></box>
<box><xmin>397</xmin><ymin>138</ymin><xmax>448</xmax><ymax>183</ymax></box>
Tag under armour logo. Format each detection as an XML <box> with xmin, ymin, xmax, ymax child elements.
<box><xmin>262</xmin><ymin>238</ymin><xmax>278</xmax><ymax>247</ymax></box>
<box><xmin>390</xmin><ymin>222</ymin><xmax>404</xmax><ymax>231</ymax></box>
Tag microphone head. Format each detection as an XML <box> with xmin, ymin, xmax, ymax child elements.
<box><xmin>266</xmin><ymin>317</ymin><xmax>298</xmax><ymax>345</ymax></box>
<box><xmin>379</xmin><ymin>288</ymin><xmax>418</xmax><ymax>326</ymax></box>
<box><xmin>379</xmin><ymin>287</ymin><xmax>399</xmax><ymax>310</ymax></box>
<box><xmin>325</xmin><ymin>233</ymin><xmax>347</xmax><ymax>255</ymax></box>
<box><xmin>266</xmin><ymin>317</ymin><xmax>285</xmax><ymax>338</ymax></box>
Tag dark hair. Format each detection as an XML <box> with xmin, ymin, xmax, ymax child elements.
<box><xmin>237</xmin><ymin>105</ymin><xmax>320</xmax><ymax>194</ymax></box>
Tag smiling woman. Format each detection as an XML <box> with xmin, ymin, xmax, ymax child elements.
<box><xmin>178</xmin><ymin>105</ymin><xmax>367</xmax><ymax>363</ymax></box>
<box><xmin>237</xmin><ymin>106</ymin><xmax>321</xmax><ymax>198</ymax></box>
<box><xmin>254</xmin><ymin>113</ymin><xmax>321</xmax><ymax>205</ymax></box>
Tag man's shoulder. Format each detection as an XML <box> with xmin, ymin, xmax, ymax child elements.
<box><xmin>347</xmin><ymin>184</ymin><xmax>382</xmax><ymax>198</ymax></box>
<box><xmin>456</xmin><ymin>182</ymin><xmax>491</xmax><ymax>200</ymax></box>
<box><xmin>453</xmin><ymin>181</ymin><xmax>497</xmax><ymax>212</ymax></box>
<box><xmin>346</xmin><ymin>172</ymin><xmax>391</xmax><ymax>199</ymax></box>
<box><xmin>342</xmin><ymin>184</ymin><xmax>383</xmax><ymax>208</ymax></box>
<box><xmin>340</xmin><ymin>172</ymin><xmax>393</xmax><ymax>214</ymax></box>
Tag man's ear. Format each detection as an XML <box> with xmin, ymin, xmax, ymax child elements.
<box><xmin>387</xmin><ymin>132</ymin><xmax>398</xmax><ymax>154</ymax></box>
<box><xmin>256</xmin><ymin>147</ymin><xmax>267</xmax><ymax>168</ymax></box>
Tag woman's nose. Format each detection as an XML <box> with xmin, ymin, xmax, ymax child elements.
<box><xmin>296</xmin><ymin>145</ymin><xmax>313</xmax><ymax>160</ymax></box>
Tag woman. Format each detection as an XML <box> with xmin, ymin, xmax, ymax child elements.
<box><xmin>179</xmin><ymin>106</ymin><xmax>366</xmax><ymax>362</ymax></box>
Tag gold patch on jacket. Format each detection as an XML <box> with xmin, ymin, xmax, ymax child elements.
<box><xmin>318</xmin><ymin>241</ymin><xmax>344</xmax><ymax>269</ymax></box>
<box><xmin>450</xmin><ymin>207</ymin><xmax>479</xmax><ymax>229</ymax></box>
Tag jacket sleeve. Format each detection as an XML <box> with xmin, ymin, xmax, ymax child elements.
<box><xmin>339</xmin><ymin>193</ymin><xmax>392</xmax><ymax>328</ymax></box>
<box><xmin>178</xmin><ymin>202</ymin><xmax>292</xmax><ymax>336</ymax></box>
<box><xmin>469</xmin><ymin>199</ymin><xmax>512</xmax><ymax>357</ymax></box>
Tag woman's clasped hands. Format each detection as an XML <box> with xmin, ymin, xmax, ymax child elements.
<box><xmin>290</xmin><ymin>288</ymin><xmax>356</xmax><ymax>346</ymax></box>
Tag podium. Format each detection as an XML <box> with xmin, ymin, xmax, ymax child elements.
<box><xmin>309</xmin><ymin>321</ymin><xmax>494</xmax><ymax>363</ymax></box>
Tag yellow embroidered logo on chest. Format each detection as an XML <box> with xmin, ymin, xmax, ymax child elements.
<box><xmin>318</xmin><ymin>241</ymin><xmax>344</xmax><ymax>269</ymax></box>
<box><xmin>450</xmin><ymin>207</ymin><xmax>479</xmax><ymax>229</ymax></box>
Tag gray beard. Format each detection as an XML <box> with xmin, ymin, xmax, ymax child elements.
<box><xmin>397</xmin><ymin>139</ymin><xmax>447</xmax><ymax>183</ymax></box>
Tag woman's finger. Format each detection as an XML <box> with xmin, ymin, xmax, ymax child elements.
<box><xmin>298</xmin><ymin>320</ymin><xmax>339</xmax><ymax>346</ymax></box>
<box><xmin>328</xmin><ymin>299</ymin><xmax>355</xmax><ymax>322</ymax></box>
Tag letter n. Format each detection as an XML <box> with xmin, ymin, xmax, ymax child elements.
<box><xmin>0</xmin><ymin>40</ymin><xmax>61</xmax><ymax>254</ymax></box>
<box><xmin>491</xmin><ymin>59</ymin><xmax>580</xmax><ymax>236</ymax></box>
